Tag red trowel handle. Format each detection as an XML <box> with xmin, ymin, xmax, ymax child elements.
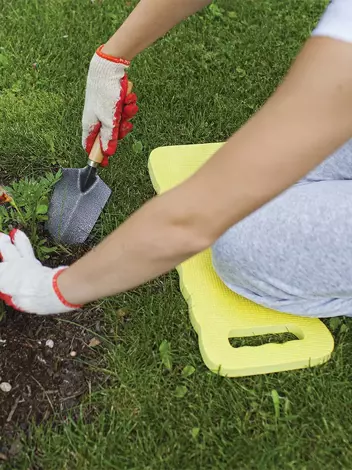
<box><xmin>88</xmin><ymin>81</ymin><xmax>134</xmax><ymax>167</ymax></box>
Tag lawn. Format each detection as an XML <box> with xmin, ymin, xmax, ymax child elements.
<box><xmin>2</xmin><ymin>0</ymin><xmax>352</xmax><ymax>469</ymax></box>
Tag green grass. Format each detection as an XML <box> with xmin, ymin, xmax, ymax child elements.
<box><xmin>3</xmin><ymin>0</ymin><xmax>351</xmax><ymax>469</ymax></box>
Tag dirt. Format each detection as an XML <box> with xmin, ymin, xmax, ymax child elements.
<box><xmin>0</xmin><ymin>306</ymin><xmax>107</xmax><ymax>453</ymax></box>
<box><xmin>0</xmin><ymin>304</ymin><xmax>106</xmax><ymax>429</ymax></box>
<box><xmin>0</xmin><ymin>240</ymin><xmax>108</xmax><ymax>462</ymax></box>
<box><xmin>0</xmin><ymin>172</ymin><xmax>112</xmax><ymax>462</ymax></box>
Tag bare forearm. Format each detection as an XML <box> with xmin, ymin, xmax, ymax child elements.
<box><xmin>59</xmin><ymin>37</ymin><xmax>352</xmax><ymax>305</ymax></box>
<box><xmin>58</xmin><ymin>192</ymin><xmax>207</xmax><ymax>305</ymax></box>
<box><xmin>186</xmin><ymin>37</ymin><xmax>352</xmax><ymax>239</ymax></box>
<box><xmin>102</xmin><ymin>0</ymin><xmax>212</xmax><ymax>59</ymax></box>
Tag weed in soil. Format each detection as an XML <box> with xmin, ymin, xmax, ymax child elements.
<box><xmin>0</xmin><ymin>172</ymin><xmax>62</xmax><ymax>261</ymax></box>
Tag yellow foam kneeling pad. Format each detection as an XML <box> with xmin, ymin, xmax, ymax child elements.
<box><xmin>148</xmin><ymin>143</ymin><xmax>334</xmax><ymax>377</ymax></box>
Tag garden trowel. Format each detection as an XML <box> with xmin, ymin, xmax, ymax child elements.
<box><xmin>48</xmin><ymin>81</ymin><xmax>133</xmax><ymax>245</ymax></box>
<box><xmin>47</xmin><ymin>135</ymin><xmax>111</xmax><ymax>245</ymax></box>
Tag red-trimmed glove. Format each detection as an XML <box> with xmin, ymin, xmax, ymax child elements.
<box><xmin>82</xmin><ymin>45</ymin><xmax>139</xmax><ymax>167</ymax></box>
<box><xmin>0</xmin><ymin>230</ymin><xmax>81</xmax><ymax>315</ymax></box>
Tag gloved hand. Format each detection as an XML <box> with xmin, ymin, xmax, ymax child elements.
<box><xmin>82</xmin><ymin>45</ymin><xmax>139</xmax><ymax>167</ymax></box>
<box><xmin>0</xmin><ymin>230</ymin><xmax>81</xmax><ymax>315</ymax></box>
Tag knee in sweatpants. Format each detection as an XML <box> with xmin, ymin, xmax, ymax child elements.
<box><xmin>211</xmin><ymin>235</ymin><xmax>233</xmax><ymax>280</ymax></box>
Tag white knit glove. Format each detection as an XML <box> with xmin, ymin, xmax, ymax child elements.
<box><xmin>0</xmin><ymin>230</ymin><xmax>81</xmax><ymax>315</ymax></box>
<box><xmin>82</xmin><ymin>45</ymin><xmax>138</xmax><ymax>167</ymax></box>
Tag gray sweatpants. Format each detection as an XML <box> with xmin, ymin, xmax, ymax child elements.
<box><xmin>212</xmin><ymin>138</ymin><xmax>352</xmax><ymax>318</ymax></box>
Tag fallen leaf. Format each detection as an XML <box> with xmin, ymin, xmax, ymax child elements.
<box><xmin>0</xmin><ymin>187</ymin><xmax>12</xmax><ymax>204</ymax></box>
<box><xmin>117</xmin><ymin>308</ymin><xmax>129</xmax><ymax>318</ymax></box>
<box><xmin>175</xmin><ymin>385</ymin><xmax>188</xmax><ymax>398</ymax></box>
<box><xmin>159</xmin><ymin>340</ymin><xmax>172</xmax><ymax>371</ymax></box>
<box><xmin>181</xmin><ymin>365</ymin><xmax>195</xmax><ymax>378</ymax></box>
<box><xmin>236</xmin><ymin>66</ymin><xmax>246</xmax><ymax>77</ymax></box>
<box><xmin>132</xmin><ymin>141</ymin><xmax>143</xmax><ymax>154</ymax></box>
<box><xmin>0</xmin><ymin>453</ymin><xmax>7</xmax><ymax>461</ymax></box>
<box><xmin>271</xmin><ymin>389</ymin><xmax>280</xmax><ymax>419</ymax></box>
<box><xmin>329</xmin><ymin>317</ymin><xmax>341</xmax><ymax>332</ymax></box>
<box><xmin>284</xmin><ymin>397</ymin><xmax>291</xmax><ymax>416</ymax></box>
<box><xmin>191</xmin><ymin>427</ymin><xmax>200</xmax><ymax>439</ymax></box>
<box><xmin>88</xmin><ymin>337</ymin><xmax>101</xmax><ymax>347</ymax></box>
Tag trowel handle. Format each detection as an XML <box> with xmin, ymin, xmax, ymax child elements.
<box><xmin>127</xmin><ymin>81</ymin><xmax>133</xmax><ymax>94</ymax></box>
<box><xmin>88</xmin><ymin>80</ymin><xmax>134</xmax><ymax>167</ymax></box>
<box><xmin>88</xmin><ymin>137</ymin><xmax>104</xmax><ymax>165</ymax></box>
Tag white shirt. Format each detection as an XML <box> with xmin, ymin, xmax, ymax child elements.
<box><xmin>312</xmin><ymin>0</ymin><xmax>352</xmax><ymax>43</ymax></box>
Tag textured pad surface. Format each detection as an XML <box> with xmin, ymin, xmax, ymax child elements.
<box><xmin>148</xmin><ymin>143</ymin><xmax>334</xmax><ymax>377</ymax></box>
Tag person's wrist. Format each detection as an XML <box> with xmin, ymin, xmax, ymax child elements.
<box><xmin>54</xmin><ymin>268</ymin><xmax>85</xmax><ymax>308</ymax></box>
<box><xmin>97</xmin><ymin>45</ymin><xmax>131</xmax><ymax>65</ymax></box>
<box><xmin>100</xmin><ymin>35</ymin><xmax>136</xmax><ymax>61</ymax></box>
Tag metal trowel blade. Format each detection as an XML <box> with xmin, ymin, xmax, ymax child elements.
<box><xmin>47</xmin><ymin>167</ymin><xmax>111</xmax><ymax>245</ymax></box>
